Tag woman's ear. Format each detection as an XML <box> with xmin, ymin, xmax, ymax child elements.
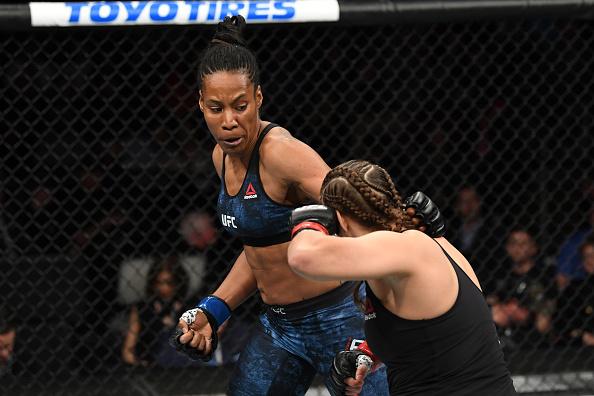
<box><xmin>335</xmin><ymin>211</ymin><xmax>349</xmax><ymax>236</ymax></box>
<box><xmin>198</xmin><ymin>90</ymin><xmax>204</xmax><ymax>113</ymax></box>
<box><xmin>256</xmin><ymin>85</ymin><xmax>263</xmax><ymax>109</ymax></box>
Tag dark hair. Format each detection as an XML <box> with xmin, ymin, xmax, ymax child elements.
<box><xmin>321</xmin><ymin>159</ymin><xmax>415</xmax><ymax>309</ymax></box>
<box><xmin>198</xmin><ymin>15</ymin><xmax>260</xmax><ymax>89</ymax></box>
<box><xmin>506</xmin><ymin>226</ymin><xmax>536</xmax><ymax>240</ymax></box>
<box><xmin>580</xmin><ymin>234</ymin><xmax>594</xmax><ymax>255</ymax></box>
<box><xmin>145</xmin><ymin>256</ymin><xmax>189</xmax><ymax>300</ymax></box>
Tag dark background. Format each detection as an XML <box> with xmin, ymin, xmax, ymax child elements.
<box><xmin>1</xmin><ymin>18</ymin><xmax>593</xmax><ymax>395</ymax></box>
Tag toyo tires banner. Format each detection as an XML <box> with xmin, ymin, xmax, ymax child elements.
<box><xmin>29</xmin><ymin>1</ymin><xmax>340</xmax><ymax>26</ymax></box>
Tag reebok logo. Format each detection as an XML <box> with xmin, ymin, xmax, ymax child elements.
<box><xmin>244</xmin><ymin>183</ymin><xmax>258</xmax><ymax>200</ymax></box>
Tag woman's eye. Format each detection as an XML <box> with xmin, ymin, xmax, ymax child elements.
<box><xmin>210</xmin><ymin>107</ymin><xmax>222</xmax><ymax>112</ymax></box>
<box><xmin>236</xmin><ymin>105</ymin><xmax>247</xmax><ymax>111</ymax></box>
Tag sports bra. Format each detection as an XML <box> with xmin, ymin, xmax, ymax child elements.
<box><xmin>216</xmin><ymin>123</ymin><xmax>297</xmax><ymax>247</ymax></box>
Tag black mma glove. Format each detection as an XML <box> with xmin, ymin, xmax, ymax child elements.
<box><xmin>169</xmin><ymin>326</ymin><xmax>217</xmax><ymax>362</ymax></box>
<box><xmin>170</xmin><ymin>296</ymin><xmax>231</xmax><ymax>362</ymax></box>
<box><xmin>327</xmin><ymin>350</ymin><xmax>374</xmax><ymax>396</ymax></box>
<box><xmin>405</xmin><ymin>191</ymin><xmax>445</xmax><ymax>238</ymax></box>
<box><xmin>290</xmin><ymin>204</ymin><xmax>338</xmax><ymax>238</ymax></box>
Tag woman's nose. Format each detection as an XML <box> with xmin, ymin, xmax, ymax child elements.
<box><xmin>222</xmin><ymin>110</ymin><xmax>238</xmax><ymax>130</ymax></box>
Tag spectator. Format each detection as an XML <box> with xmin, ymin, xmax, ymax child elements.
<box><xmin>179</xmin><ymin>211</ymin><xmax>218</xmax><ymax>252</ymax></box>
<box><xmin>555</xmin><ymin>204</ymin><xmax>594</xmax><ymax>290</ymax></box>
<box><xmin>488</xmin><ymin>228</ymin><xmax>557</xmax><ymax>351</ymax></box>
<box><xmin>121</xmin><ymin>256</ymin><xmax>196</xmax><ymax>368</ymax></box>
<box><xmin>553</xmin><ymin>235</ymin><xmax>594</xmax><ymax>347</ymax></box>
<box><xmin>0</xmin><ymin>308</ymin><xmax>16</xmax><ymax>378</ymax></box>
<box><xmin>117</xmin><ymin>211</ymin><xmax>218</xmax><ymax>308</ymax></box>
<box><xmin>449</xmin><ymin>185</ymin><xmax>499</xmax><ymax>289</ymax></box>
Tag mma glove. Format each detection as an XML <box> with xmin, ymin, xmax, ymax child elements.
<box><xmin>328</xmin><ymin>340</ymin><xmax>378</xmax><ymax>396</ymax></box>
<box><xmin>170</xmin><ymin>295</ymin><xmax>231</xmax><ymax>362</ymax></box>
<box><xmin>405</xmin><ymin>191</ymin><xmax>446</xmax><ymax>238</ymax></box>
<box><xmin>290</xmin><ymin>204</ymin><xmax>338</xmax><ymax>238</ymax></box>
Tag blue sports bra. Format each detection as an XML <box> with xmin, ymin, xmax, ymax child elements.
<box><xmin>216</xmin><ymin>123</ymin><xmax>297</xmax><ymax>247</ymax></box>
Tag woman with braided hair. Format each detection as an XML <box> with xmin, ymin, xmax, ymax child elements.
<box><xmin>172</xmin><ymin>15</ymin><xmax>447</xmax><ymax>396</ymax></box>
<box><xmin>288</xmin><ymin>160</ymin><xmax>517</xmax><ymax>395</ymax></box>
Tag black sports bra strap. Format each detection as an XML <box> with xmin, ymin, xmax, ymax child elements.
<box><xmin>256</xmin><ymin>123</ymin><xmax>278</xmax><ymax>145</ymax></box>
<box><xmin>432</xmin><ymin>238</ymin><xmax>459</xmax><ymax>269</ymax></box>
<box><xmin>221</xmin><ymin>123</ymin><xmax>278</xmax><ymax>175</ymax></box>
<box><xmin>249</xmin><ymin>123</ymin><xmax>278</xmax><ymax>170</ymax></box>
<box><xmin>432</xmin><ymin>238</ymin><xmax>484</xmax><ymax>293</ymax></box>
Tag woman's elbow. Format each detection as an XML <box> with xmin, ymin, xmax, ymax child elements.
<box><xmin>287</xmin><ymin>244</ymin><xmax>315</xmax><ymax>278</ymax></box>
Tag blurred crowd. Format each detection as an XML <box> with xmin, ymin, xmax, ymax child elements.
<box><xmin>0</xmin><ymin>87</ymin><xmax>593</xmax><ymax>380</ymax></box>
<box><xmin>447</xmin><ymin>185</ymin><xmax>594</xmax><ymax>352</ymax></box>
<box><xmin>1</xmin><ymin>167</ymin><xmax>592</xmax><ymax>384</ymax></box>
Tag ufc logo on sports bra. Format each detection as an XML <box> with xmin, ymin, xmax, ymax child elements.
<box><xmin>221</xmin><ymin>214</ymin><xmax>237</xmax><ymax>229</ymax></box>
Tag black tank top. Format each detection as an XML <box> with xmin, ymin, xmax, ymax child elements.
<box><xmin>364</xmin><ymin>240</ymin><xmax>516</xmax><ymax>396</ymax></box>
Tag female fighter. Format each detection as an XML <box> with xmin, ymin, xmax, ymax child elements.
<box><xmin>174</xmin><ymin>17</ymin><xmax>444</xmax><ymax>395</ymax></box>
<box><xmin>288</xmin><ymin>160</ymin><xmax>517</xmax><ymax>395</ymax></box>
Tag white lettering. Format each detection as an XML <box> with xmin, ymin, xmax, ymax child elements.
<box><xmin>31</xmin><ymin>1</ymin><xmax>340</xmax><ymax>27</ymax></box>
<box><xmin>271</xmin><ymin>307</ymin><xmax>286</xmax><ymax>315</ymax></box>
<box><xmin>221</xmin><ymin>214</ymin><xmax>237</xmax><ymax>229</ymax></box>
<box><xmin>349</xmin><ymin>339</ymin><xmax>365</xmax><ymax>351</ymax></box>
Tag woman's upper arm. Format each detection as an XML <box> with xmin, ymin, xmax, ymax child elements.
<box><xmin>289</xmin><ymin>231</ymin><xmax>422</xmax><ymax>281</ymax></box>
<box><xmin>262</xmin><ymin>133</ymin><xmax>330</xmax><ymax>201</ymax></box>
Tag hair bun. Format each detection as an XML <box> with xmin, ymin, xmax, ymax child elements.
<box><xmin>212</xmin><ymin>15</ymin><xmax>248</xmax><ymax>47</ymax></box>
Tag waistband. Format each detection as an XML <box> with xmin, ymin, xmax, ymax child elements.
<box><xmin>242</xmin><ymin>231</ymin><xmax>291</xmax><ymax>247</ymax></box>
<box><xmin>265</xmin><ymin>281</ymin><xmax>356</xmax><ymax>319</ymax></box>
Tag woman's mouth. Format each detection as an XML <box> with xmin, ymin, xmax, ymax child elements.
<box><xmin>222</xmin><ymin>137</ymin><xmax>243</xmax><ymax>147</ymax></box>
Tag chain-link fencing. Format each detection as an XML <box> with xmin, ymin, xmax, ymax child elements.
<box><xmin>1</xmin><ymin>12</ymin><xmax>593</xmax><ymax>396</ymax></box>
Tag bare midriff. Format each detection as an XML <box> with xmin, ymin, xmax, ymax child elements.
<box><xmin>245</xmin><ymin>242</ymin><xmax>342</xmax><ymax>305</ymax></box>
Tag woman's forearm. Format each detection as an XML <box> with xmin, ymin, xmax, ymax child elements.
<box><xmin>212</xmin><ymin>250</ymin><xmax>258</xmax><ymax>310</ymax></box>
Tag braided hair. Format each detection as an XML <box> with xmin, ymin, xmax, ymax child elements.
<box><xmin>321</xmin><ymin>160</ymin><xmax>414</xmax><ymax>233</ymax></box>
<box><xmin>321</xmin><ymin>160</ymin><xmax>415</xmax><ymax>309</ymax></box>
<box><xmin>198</xmin><ymin>15</ymin><xmax>260</xmax><ymax>89</ymax></box>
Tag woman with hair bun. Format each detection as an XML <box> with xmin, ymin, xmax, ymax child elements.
<box><xmin>174</xmin><ymin>16</ymin><xmax>443</xmax><ymax>395</ymax></box>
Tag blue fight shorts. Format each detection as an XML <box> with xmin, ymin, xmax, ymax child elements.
<box><xmin>227</xmin><ymin>282</ymin><xmax>389</xmax><ymax>396</ymax></box>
